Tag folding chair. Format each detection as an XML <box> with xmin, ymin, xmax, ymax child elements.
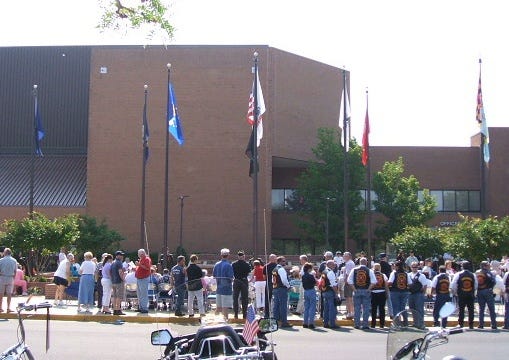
<box><xmin>124</xmin><ymin>282</ymin><xmax>138</xmax><ymax>310</ymax></box>
<box><xmin>156</xmin><ymin>282</ymin><xmax>174</xmax><ymax>311</ymax></box>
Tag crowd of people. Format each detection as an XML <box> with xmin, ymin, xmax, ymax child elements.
<box><xmin>2</xmin><ymin>245</ymin><xmax>509</xmax><ymax>332</ymax></box>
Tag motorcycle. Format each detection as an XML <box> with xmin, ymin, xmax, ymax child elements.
<box><xmin>387</xmin><ymin>302</ymin><xmax>464</xmax><ymax>360</ymax></box>
<box><xmin>1</xmin><ymin>299</ymin><xmax>52</xmax><ymax>360</ymax></box>
<box><xmin>151</xmin><ymin>315</ymin><xmax>278</xmax><ymax>360</ymax></box>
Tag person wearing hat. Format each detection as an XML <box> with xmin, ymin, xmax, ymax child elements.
<box><xmin>232</xmin><ymin>250</ymin><xmax>251</xmax><ymax>319</ymax></box>
<box><xmin>212</xmin><ymin>248</ymin><xmax>234</xmax><ymax>320</ymax></box>
<box><xmin>111</xmin><ymin>251</ymin><xmax>126</xmax><ymax>315</ymax></box>
<box><xmin>378</xmin><ymin>253</ymin><xmax>393</xmax><ymax>318</ymax></box>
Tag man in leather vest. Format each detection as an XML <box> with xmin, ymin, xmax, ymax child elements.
<box><xmin>347</xmin><ymin>257</ymin><xmax>376</xmax><ymax>329</ymax></box>
<box><xmin>431</xmin><ymin>265</ymin><xmax>451</xmax><ymax>327</ymax></box>
<box><xmin>476</xmin><ymin>261</ymin><xmax>497</xmax><ymax>329</ymax></box>
<box><xmin>450</xmin><ymin>261</ymin><xmax>477</xmax><ymax>329</ymax></box>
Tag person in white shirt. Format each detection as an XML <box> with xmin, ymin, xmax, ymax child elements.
<box><xmin>342</xmin><ymin>252</ymin><xmax>356</xmax><ymax>319</ymax></box>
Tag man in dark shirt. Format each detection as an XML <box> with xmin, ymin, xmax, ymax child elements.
<box><xmin>232</xmin><ymin>250</ymin><xmax>252</xmax><ymax>319</ymax></box>
<box><xmin>263</xmin><ymin>254</ymin><xmax>278</xmax><ymax>318</ymax></box>
<box><xmin>171</xmin><ymin>255</ymin><xmax>186</xmax><ymax>316</ymax></box>
<box><xmin>111</xmin><ymin>251</ymin><xmax>126</xmax><ymax>315</ymax></box>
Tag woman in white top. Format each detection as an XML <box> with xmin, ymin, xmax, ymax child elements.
<box><xmin>77</xmin><ymin>252</ymin><xmax>96</xmax><ymax>313</ymax></box>
<box><xmin>100</xmin><ymin>254</ymin><xmax>114</xmax><ymax>314</ymax></box>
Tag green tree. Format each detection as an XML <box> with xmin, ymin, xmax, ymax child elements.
<box><xmin>74</xmin><ymin>215</ymin><xmax>125</xmax><ymax>260</ymax></box>
<box><xmin>373</xmin><ymin>157</ymin><xmax>436</xmax><ymax>247</ymax></box>
<box><xmin>288</xmin><ymin>128</ymin><xmax>365</xmax><ymax>253</ymax></box>
<box><xmin>391</xmin><ymin>225</ymin><xmax>445</xmax><ymax>259</ymax></box>
<box><xmin>0</xmin><ymin>212</ymin><xmax>80</xmax><ymax>274</ymax></box>
<box><xmin>444</xmin><ymin>215</ymin><xmax>509</xmax><ymax>266</ymax></box>
<box><xmin>98</xmin><ymin>0</ymin><xmax>174</xmax><ymax>39</ymax></box>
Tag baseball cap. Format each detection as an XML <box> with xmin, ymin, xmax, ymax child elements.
<box><xmin>220</xmin><ymin>248</ymin><xmax>230</xmax><ymax>256</ymax></box>
<box><xmin>115</xmin><ymin>250</ymin><xmax>125</xmax><ymax>256</ymax></box>
<box><xmin>379</xmin><ymin>253</ymin><xmax>387</xmax><ymax>259</ymax></box>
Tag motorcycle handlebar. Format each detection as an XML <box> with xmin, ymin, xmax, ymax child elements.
<box><xmin>18</xmin><ymin>302</ymin><xmax>53</xmax><ymax>312</ymax></box>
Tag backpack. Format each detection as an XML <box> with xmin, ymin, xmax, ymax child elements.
<box><xmin>318</xmin><ymin>269</ymin><xmax>331</xmax><ymax>292</ymax></box>
<box><xmin>408</xmin><ymin>273</ymin><xmax>423</xmax><ymax>294</ymax></box>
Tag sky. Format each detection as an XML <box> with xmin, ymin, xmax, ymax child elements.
<box><xmin>1</xmin><ymin>0</ymin><xmax>507</xmax><ymax>147</ymax></box>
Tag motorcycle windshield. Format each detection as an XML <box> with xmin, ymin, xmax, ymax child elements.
<box><xmin>387</xmin><ymin>310</ymin><xmax>427</xmax><ymax>360</ymax></box>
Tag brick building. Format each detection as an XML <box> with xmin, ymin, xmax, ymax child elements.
<box><xmin>0</xmin><ymin>45</ymin><xmax>506</xmax><ymax>256</ymax></box>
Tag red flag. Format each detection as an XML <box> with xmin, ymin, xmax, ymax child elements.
<box><xmin>362</xmin><ymin>105</ymin><xmax>370</xmax><ymax>166</ymax></box>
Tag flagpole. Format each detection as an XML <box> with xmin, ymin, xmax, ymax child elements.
<box><xmin>342</xmin><ymin>69</ymin><xmax>349</xmax><ymax>251</ymax></box>
<box><xmin>163</xmin><ymin>64</ymin><xmax>171</xmax><ymax>269</ymax></box>
<box><xmin>141</xmin><ymin>85</ymin><xmax>148</xmax><ymax>248</ymax></box>
<box><xmin>478</xmin><ymin>58</ymin><xmax>487</xmax><ymax>219</ymax></box>
<box><xmin>252</xmin><ymin>52</ymin><xmax>259</xmax><ymax>258</ymax></box>
<box><xmin>29</xmin><ymin>85</ymin><xmax>38</xmax><ymax>219</ymax></box>
<box><xmin>364</xmin><ymin>89</ymin><xmax>373</xmax><ymax>256</ymax></box>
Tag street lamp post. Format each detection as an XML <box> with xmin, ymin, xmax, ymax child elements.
<box><xmin>325</xmin><ymin>197</ymin><xmax>336</xmax><ymax>249</ymax></box>
<box><xmin>178</xmin><ymin>195</ymin><xmax>190</xmax><ymax>249</ymax></box>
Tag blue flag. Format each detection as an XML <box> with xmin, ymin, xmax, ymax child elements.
<box><xmin>34</xmin><ymin>96</ymin><xmax>45</xmax><ymax>156</ymax></box>
<box><xmin>167</xmin><ymin>83</ymin><xmax>184</xmax><ymax>145</ymax></box>
<box><xmin>143</xmin><ymin>96</ymin><xmax>150</xmax><ymax>162</ymax></box>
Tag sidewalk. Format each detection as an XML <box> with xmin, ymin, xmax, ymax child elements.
<box><xmin>0</xmin><ymin>294</ymin><xmax>504</xmax><ymax>328</ymax></box>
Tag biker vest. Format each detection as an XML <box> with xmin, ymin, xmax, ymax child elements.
<box><xmin>272</xmin><ymin>265</ymin><xmax>284</xmax><ymax>289</ymax></box>
<box><xmin>436</xmin><ymin>273</ymin><xmax>450</xmax><ymax>295</ymax></box>
<box><xmin>353</xmin><ymin>265</ymin><xmax>371</xmax><ymax>289</ymax></box>
<box><xmin>476</xmin><ymin>269</ymin><xmax>494</xmax><ymax>290</ymax></box>
<box><xmin>390</xmin><ymin>271</ymin><xmax>408</xmax><ymax>292</ymax></box>
<box><xmin>457</xmin><ymin>271</ymin><xmax>475</xmax><ymax>296</ymax></box>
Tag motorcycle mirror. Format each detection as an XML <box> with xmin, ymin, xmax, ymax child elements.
<box><xmin>151</xmin><ymin>329</ymin><xmax>172</xmax><ymax>346</ymax></box>
<box><xmin>259</xmin><ymin>318</ymin><xmax>278</xmax><ymax>333</ymax></box>
<box><xmin>439</xmin><ymin>302</ymin><xmax>456</xmax><ymax>319</ymax></box>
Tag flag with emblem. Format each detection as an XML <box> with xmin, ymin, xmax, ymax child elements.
<box><xmin>476</xmin><ymin>59</ymin><xmax>489</xmax><ymax>164</ymax></box>
<box><xmin>242</xmin><ymin>304</ymin><xmax>259</xmax><ymax>345</ymax></box>
<box><xmin>34</xmin><ymin>95</ymin><xmax>45</xmax><ymax>156</ymax></box>
<box><xmin>167</xmin><ymin>83</ymin><xmax>184</xmax><ymax>145</ymax></box>
<box><xmin>246</xmin><ymin>67</ymin><xmax>265</xmax><ymax>147</ymax></box>
<box><xmin>362</xmin><ymin>102</ymin><xmax>370</xmax><ymax>166</ymax></box>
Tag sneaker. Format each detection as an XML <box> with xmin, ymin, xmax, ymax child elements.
<box><xmin>113</xmin><ymin>310</ymin><xmax>126</xmax><ymax>315</ymax></box>
<box><xmin>280</xmin><ymin>323</ymin><xmax>293</xmax><ymax>328</ymax></box>
<box><xmin>189</xmin><ymin>314</ymin><xmax>195</xmax><ymax>318</ymax></box>
<box><xmin>491</xmin><ymin>326</ymin><xmax>497</xmax><ymax>330</ymax></box>
<box><xmin>308</xmin><ymin>324</ymin><xmax>316</xmax><ymax>329</ymax></box>
<box><xmin>477</xmin><ymin>325</ymin><xmax>484</xmax><ymax>329</ymax></box>
<box><xmin>303</xmin><ymin>324</ymin><xmax>309</xmax><ymax>328</ymax></box>
<box><xmin>140</xmin><ymin>310</ymin><xmax>149</xmax><ymax>314</ymax></box>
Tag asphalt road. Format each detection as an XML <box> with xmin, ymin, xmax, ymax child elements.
<box><xmin>0</xmin><ymin>319</ymin><xmax>506</xmax><ymax>359</ymax></box>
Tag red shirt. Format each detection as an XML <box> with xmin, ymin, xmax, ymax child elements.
<box><xmin>253</xmin><ymin>265</ymin><xmax>265</xmax><ymax>281</ymax></box>
<box><xmin>135</xmin><ymin>255</ymin><xmax>152</xmax><ymax>279</ymax></box>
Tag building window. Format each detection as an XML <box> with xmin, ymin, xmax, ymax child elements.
<box><xmin>423</xmin><ymin>190</ymin><xmax>481</xmax><ymax>213</ymax></box>
<box><xmin>360</xmin><ymin>190</ymin><xmax>377</xmax><ymax>211</ymax></box>
<box><xmin>271</xmin><ymin>189</ymin><xmax>295</xmax><ymax>211</ymax></box>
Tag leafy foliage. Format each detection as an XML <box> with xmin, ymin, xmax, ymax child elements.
<box><xmin>0</xmin><ymin>213</ymin><xmax>124</xmax><ymax>271</ymax></box>
<box><xmin>373</xmin><ymin>157</ymin><xmax>436</xmax><ymax>246</ymax></box>
<box><xmin>391</xmin><ymin>225</ymin><xmax>445</xmax><ymax>259</ymax></box>
<box><xmin>98</xmin><ymin>0</ymin><xmax>174</xmax><ymax>40</ymax></box>
<box><xmin>288</xmin><ymin>127</ymin><xmax>365</xmax><ymax>253</ymax></box>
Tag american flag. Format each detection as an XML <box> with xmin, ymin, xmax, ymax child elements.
<box><xmin>246</xmin><ymin>67</ymin><xmax>265</xmax><ymax>147</ymax></box>
<box><xmin>242</xmin><ymin>304</ymin><xmax>259</xmax><ymax>345</ymax></box>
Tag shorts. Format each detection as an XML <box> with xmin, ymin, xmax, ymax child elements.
<box><xmin>215</xmin><ymin>294</ymin><xmax>233</xmax><ymax>308</ymax></box>
<box><xmin>53</xmin><ymin>276</ymin><xmax>69</xmax><ymax>287</ymax></box>
<box><xmin>112</xmin><ymin>282</ymin><xmax>125</xmax><ymax>298</ymax></box>
<box><xmin>0</xmin><ymin>276</ymin><xmax>14</xmax><ymax>295</ymax></box>
<box><xmin>344</xmin><ymin>285</ymin><xmax>353</xmax><ymax>298</ymax></box>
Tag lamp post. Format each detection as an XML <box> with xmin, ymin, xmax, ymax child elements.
<box><xmin>325</xmin><ymin>197</ymin><xmax>336</xmax><ymax>249</ymax></box>
<box><xmin>178</xmin><ymin>195</ymin><xmax>190</xmax><ymax>249</ymax></box>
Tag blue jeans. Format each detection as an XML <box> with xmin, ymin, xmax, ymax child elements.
<box><xmin>136</xmin><ymin>276</ymin><xmax>149</xmax><ymax>311</ymax></box>
<box><xmin>272</xmin><ymin>287</ymin><xmax>289</xmax><ymax>324</ymax></box>
<box><xmin>174</xmin><ymin>284</ymin><xmax>185</xmax><ymax>314</ymax></box>
<box><xmin>353</xmin><ymin>289</ymin><xmax>371</xmax><ymax>327</ymax></box>
<box><xmin>433</xmin><ymin>294</ymin><xmax>451</xmax><ymax>327</ymax></box>
<box><xmin>303</xmin><ymin>288</ymin><xmax>317</xmax><ymax>326</ymax></box>
<box><xmin>408</xmin><ymin>292</ymin><xmax>425</xmax><ymax>328</ymax></box>
<box><xmin>390</xmin><ymin>291</ymin><xmax>409</xmax><ymax>318</ymax></box>
<box><xmin>322</xmin><ymin>290</ymin><xmax>337</xmax><ymax>327</ymax></box>
<box><xmin>504</xmin><ymin>296</ymin><xmax>509</xmax><ymax>328</ymax></box>
<box><xmin>477</xmin><ymin>288</ymin><xmax>496</xmax><ymax>327</ymax></box>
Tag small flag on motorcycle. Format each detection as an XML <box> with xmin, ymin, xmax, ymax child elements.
<box><xmin>242</xmin><ymin>304</ymin><xmax>259</xmax><ymax>345</ymax></box>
